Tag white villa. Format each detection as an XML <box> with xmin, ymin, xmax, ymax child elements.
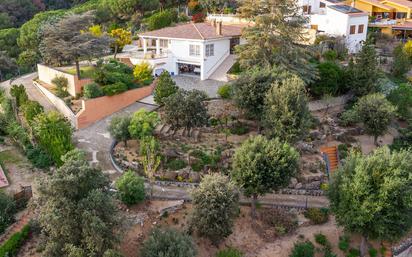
<box><xmin>299</xmin><ymin>0</ymin><xmax>369</xmax><ymax>52</ymax></box>
<box><xmin>129</xmin><ymin>21</ymin><xmax>247</xmax><ymax>81</ymax></box>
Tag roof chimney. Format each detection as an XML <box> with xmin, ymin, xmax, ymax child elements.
<box><xmin>216</xmin><ymin>21</ymin><xmax>222</xmax><ymax>35</ymax></box>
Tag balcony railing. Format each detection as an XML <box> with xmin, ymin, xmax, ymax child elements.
<box><xmin>369</xmin><ymin>19</ymin><xmax>397</xmax><ymax>26</ymax></box>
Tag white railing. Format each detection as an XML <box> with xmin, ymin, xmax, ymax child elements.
<box><xmin>369</xmin><ymin>19</ymin><xmax>397</xmax><ymax>25</ymax></box>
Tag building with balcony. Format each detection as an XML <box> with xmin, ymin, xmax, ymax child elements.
<box><xmin>299</xmin><ymin>0</ymin><xmax>369</xmax><ymax>52</ymax></box>
<box><xmin>128</xmin><ymin>21</ymin><xmax>246</xmax><ymax>81</ymax></box>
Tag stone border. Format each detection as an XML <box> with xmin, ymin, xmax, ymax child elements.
<box><xmin>110</xmin><ymin>140</ymin><xmax>326</xmax><ymax>196</ymax></box>
<box><xmin>393</xmin><ymin>237</ymin><xmax>412</xmax><ymax>256</ymax></box>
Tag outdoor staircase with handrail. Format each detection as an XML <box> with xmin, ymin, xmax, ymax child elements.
<box><xmin>320</xmin><ymin>145</ymin><xmax>339</xmax><ymax>177</ymax></box>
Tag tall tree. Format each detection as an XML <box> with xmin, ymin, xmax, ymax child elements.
<box><xmin>109</xmin><ymin>28</ymin><xmax>132</xmax><ymax>58</ymax></box>
<box><xmin>191</xmin><ymin>174</ymin><xmax>239</xmax><ymax>245</ymax></box>
<box><xmin>329</xmin><ymin>147</ymin><xmax>412</xmax><ymax>256</ymax></box>
<box><xmin>0</xmin><ymin>28</ymin><xmax>20</xmax><ymax>58</ymax></box>
<box><xmin>38</xmin><ymin>149</ymin><xmax>119</xmax><ymax>257</ymax></box>
<box><xmin>102</xmin><ymin>0</ymin><xmax>159</xmax><ymax>21</ymax></box>
<box><xmin>33</xmin><ymin>111</ymin><xmax>73</xmax><ymax>165</ymax></box>
<box><xmin>108</xmin><ymin>115</ymin><xmax>131</xmax><ymax>146</ymax></box>
<box><xmin>141</xmin><ymin>136</ymin><xmax>161</xmax><ymax>200</ymax></box>
<box><xmin>236</xmin><ymin>0</ymin><xmax>317</xmax><ymax>83</ymax></box>
<box><xmin>263</xmin><ymin>74</ymin><xmax>311</xmax><ymax>143</ymax></box>
<box><xmin>153</xmin><ymin>71</ymin><xmax>178</xmax><ymax>105</ymax></box>
<box><xmin>0</xmin><ymin>51</ymin><xmax>17</xmax><ymax>81</ymax></box>
<box><xmin>353</xmin><ymin>93</ymin><xmax>396</xmax><ymax>145</ymax></box>
<box><xmin>345</xmin><ymin>41</ymin><xmax>381</xmax><ymax>96</ymax></box>
<box><xmin>231</xmin><ymin>135</ymin><xmax>299</xmax><ymax>218</ymax></box>
<box><xmin>392</xmin><ymin>44</ymin><xmax>410</xmax><ymax>78</ymax></box>
<box><xmin>0</xmin><ymin>0</ymin><xmax>38</xmax><ymax>28</ymax></box>
<box><xmin>40</xmin><ymin>12</ymin><xmax>112</xmax><ymax>79</ymax></box>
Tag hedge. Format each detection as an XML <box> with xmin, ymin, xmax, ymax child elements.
<box><xmin>0</xmin><ymin>224</ymin><xmax>31</xmax><ymax>257</ymax></box>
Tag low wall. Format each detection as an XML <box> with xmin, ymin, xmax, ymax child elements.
<box><xmin>37</xmin><ymin>64</ymin><xmax>92</xmax><ymax>96</ymax></box>
<box><xmin>76</xmin><ymin>83</ymin><xmax>156</xmax><ymax>129</ymax></box>
<box><xmin>33</xmin><ymin>81</ymin><xmax>77</xmax><ymax>127</ymax></box>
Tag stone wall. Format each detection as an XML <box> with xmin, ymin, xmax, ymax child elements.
<box><xmin>76</xmin><ymin>82</ymin><xmax>156</xmax><ymax>129</ymax></box>
<box><xmin>37</xmin><ymin>64</ymin><xmax>92</xmax><ymax>96</ymax></box>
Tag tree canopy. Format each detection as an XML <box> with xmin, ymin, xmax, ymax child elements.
<box><xmin>329</xmin><ymin>147</ymin><xmax>412</xmax><ymax>243</ymax></box>
<box><xmin>153</xmin><ymin>71</ymin><xmax>178</xmax><ymax>105</ymax></box>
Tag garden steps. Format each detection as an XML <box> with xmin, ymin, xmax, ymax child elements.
<box><xmin>320</xmin><ymin>146</ymin><xmax>339</xmax><ymax>172</ymax></box>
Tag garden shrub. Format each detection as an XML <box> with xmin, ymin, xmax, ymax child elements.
<box><xmin>289</xmin><ymin>241</ymin><xmax>315</xmax><ymax>257</ymax></box>
<box><xmin>93</xmin><ymin>59</ymin><xmax>137</xmax><ymax>90</ymax></box>
<box><xmin>347</xmin><ymin>248</ymin><xmax>360</xmax><ymax>257</ymax></box>
<box><xmin>190</xmin><ymin>160</ymin><xmax>204</xmax><ymax>172</ymax></box>
<box><xmin>323</xmin><ymin>249</ymin><xmax>337</xmax><ymax>257</ymax></box>
<box><xmin>26</xmin><ymin>145</ymin><xmax>53</xmax><ymax>169</ymax></box>
<box><xmin>190</xmin><ymin>148</ymin><xmax>222</xmax><ymax>171</ymax></box>
<box><xmin>228</xmin><ymin>61</ymin><xmax>242</xmax><ymax>75</ymax></box>
<box><xmin>128</xmin><ymin>109</ymin><xmax>160</xmax><ymax>139</ymax></box>
<box><xmin>153</xmin><ymin>71</ymin><xmax>178</xmax><ymax>105</ymax></box>
<box><xmin>369</xmin><ymin>248</ymin><xmax>378</xmax><ymax>257</ymax></box>
<box><xmin>304</xmin><ymin>208</ymin><xmax>329</xmax><ymax>225</ymax></box>
<box><xmin>83</xmin><ymin>82</ymin><xmax>104</xmax><ymax>99</ymax></box>
<box><xmin>387</xmin><ymin>83</ymin><xmax>412</xmax><ymax>120</ymax></box>
<box><xmin>230</xmin><ymin>122</ymin><xmax>249</xmax><ymax>135</ymax></box>
<box><xmin>102</xmin><ymin>82</ymin><xmax>128</xmax><ymax>96</ymax></box>
<box><xmin>0</xmin><ymin>191</ymin><xmax>16</xmax><ymax>234</ymax></box>
<box><xmin>310</xmin><ymin>62</ymin><xmax>345</xmax><ymax>97</ymax></box>
<box><xmin>10</xmin><ymin>84</ymin><xmax>28</xmax><ymax>108</ymax></box>
<box><xmin>323</xmin><ymin>50</ymin><xmax>338</xmax><ymax>62</ymax></box>
<box><xmin>165</xmin><ymin>158</ymin><xmax>187</xmax><ymax>171</ymax></box>
<box><xmin>146</xmin><ymin>9</ymin><xmax>177</xmax><ymax>31</ymax></box>
<box><xmin>51</xmin><ymin>76</ymin><xmax>69</xmax><ymax>98</ymax></box>
<box><xmin>6</xmin><ymin>121</ymin><xmax>31</xmax><ymax>150</ymax></box>
<box><xmin>339</xmin><ymin>109</ymin><xmax>358</xmax><ymax>127</ymax></box>
<box><xmin>338</xmin><ymin>235</ymin><xmax>350</xmax><ymax>252</ymax></box>
<box><xmin>390</xmin><ymin>125</ymin><xmax>412</xmax><ymax>151</ymax></box>
<box><xmin>0</xmin><ymin>224</ymin><xmax>30</xmax><ymax>257</ymax></box>
<box><xmin>217</xmin><ymin>84</ymin><xmax>233</xmax><ymax>99</ymax></box>
<box><xmin>216</xmin><ymin>247</ymin><xmax>243</xmax><ymax>257</ymax></box>
<box><xmin>115</xmin><ymin>170</ymin><xmax>146</xmax><ymax>205</ymax></box>
<box><xmin>314</xmin><ymin>233</ymin><xmax>329</xmax><ymax>247</ymax></box>
<box><xmin>21</xmin><ymin>100</ymin><xmax>43</xmax><ymax>124</ymax></box>
<box><xmin>133</xmin><ymin>62</ymin><xmax>154</xmax><ymax>85</ymax></box>
<box><xmin>140</xmin><ymin>227</ymin><xmax>197</xmax><ymax>257</ymax></box>
<box><xmin>260</xmin><ymin>208</ymin><xmax>298</xmax><ymax>236</ymax></box>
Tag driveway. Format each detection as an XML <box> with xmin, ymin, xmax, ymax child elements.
<box><xmin>172</xmin><ymin>75</ymin><xmax>225</xmax><ymax>98</ymax></box>
<box><xmin>0</xmin><ymin>73</ymin><xmax>56</xmax><ymax>112</ymax></box>
<box><xmin>73</xmin><ymin>102</ymin><xmax>158</xmax><ymax>173</ymax></box>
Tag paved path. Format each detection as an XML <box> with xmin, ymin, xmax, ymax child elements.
<box><xmin>73</xmin><ymin>102</ymin><xmax>158</xmax><ymax>172</ymax></box>
<box><xmin>0</xmin><ymin>73</ymin><xmax>56</xmax><ymax>112</ymax></box>
<box><xmin>172</xmin><ymin>75</ymin><xmax>225</xmax><ymax>98</ymax></box>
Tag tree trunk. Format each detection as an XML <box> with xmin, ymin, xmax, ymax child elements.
<box><xmin>150</xmin><ymin>180</ymin><xmax>154</xmax><ymax>200</ymax></box>
<box><xmin>374</xmin><ymin>135</ymin><xmax>379</xmax><ymax>146</ymax></box>
<box><xmin>114</xmin><ymin>45</ymin><xmax>118</xmax><ymax>59</ymax></box>
<box><xmin>124</xmin><ymin>139</ymin><xmax>128</xmax><ymax>147</ymax></box>
<box><xmin>251</xmin><ymin>194</ymin><xmax>258</xmax><ymax>219</ymax></box>
<box><xmin>360</xmin><ymin>235</ymin><xmax>368</xmax><ymax>257</ymax></box>
<box><xmin>75</xmin><ymin>60</ymin><xmax>81</xmax><ymax>80</ymax></box>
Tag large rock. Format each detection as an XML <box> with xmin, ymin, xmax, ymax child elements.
<box><xmin>189</xmin><ymin>172</ymin><xmax>201</xmax><ymax>183</ymax></box>
<box><xmin>288</xmin><ymin>177</ymin><xmax>298</xmax><ymax>188</ymax></box>
<box><xmin>164</xmin><ymin>171</ymin><xmax>177</xmax><ymax>181</ymax></box>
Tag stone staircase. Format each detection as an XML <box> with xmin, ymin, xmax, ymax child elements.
<box><xmin>208</xmin><ymin>54</ymin><xmax>236</xmax><ymax>82</ymax></box>
<box><xmin>320</xmin><ymin>146</ymin><xmax>339</xmax><ymax>175</ymax></box>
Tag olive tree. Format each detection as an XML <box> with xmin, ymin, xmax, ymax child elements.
<box><xmin>115</xmin><ymin>170</ymin><xmax>145</xmax><ymax>205</ymax></box>
<box><xmin>329</xmin><ymin>147</ymin><xmax>412</xmax><ymax>256</ymax></box>
<box><xmin>108</xmin><ymin>115</ymin><xmax>131</xmax><ymax>146</ymax></box>
<box><xmin>263</xmin><ymin>75</ymin><xmax>311</xmax><ymax>143</ymax></box>
<box><xmin>231</xmin><ymin>135</ymin><xmax>299</xmax><ymax>218</ymax></box>
<box><xmin>354</xmin><ymin>93</ymin><xmax>396</xmax><ymax>145</ymax></box>
<box><xmin>190</xmin><ymin>174</ymin><xmax>239</xmax><ymax>245</ymax></box>
<box><xmin>128</xmin><ymin>109</ymin><xmax>160</xmax><ymax>139</ymax></box>
<box><xmin>153</xmin><ymin>71</ymin><xmax>178</xmax><ymax>105</ymax></box>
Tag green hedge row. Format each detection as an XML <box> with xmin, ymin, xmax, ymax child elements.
<box><xmin>0</xmin><ymin>224</ymin><xmax>31</xmax><ymax>257</ymax></box>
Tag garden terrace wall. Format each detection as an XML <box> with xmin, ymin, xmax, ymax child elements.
<box><xmin>33</xmin><ymin>80</ymin><xmax>77</xmax><ymax>127</ymax></box>
<box><xmin>76</xmin><ymin>82</ymin><xmax>156</xmax><ymax>129</ymax></box>
<box><xmin>37</xmin><ymin>64</ymin><xmax>93</xmax><ymax>96</ymax></box>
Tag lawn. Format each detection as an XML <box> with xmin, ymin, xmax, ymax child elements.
<box><xmin>65</xmin><ymin>66</ymin><xmax>96</xmax><ymax>78</ymax></box>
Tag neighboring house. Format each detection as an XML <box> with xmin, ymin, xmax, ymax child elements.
<box><xmin>299</xmin><ymin>0</ymin><xmax>369</xmax><ymax>52</ymax></box>
<box><xmin>131</xmin><ymin>21</ymin><xmax>246</xmax><ymax>81</ymax></box>
<box><xmin>350</xmin><ymin>0</ymin><xmax>412</xmax><ymax>37</ymax></box>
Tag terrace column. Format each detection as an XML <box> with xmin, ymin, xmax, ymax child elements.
<box><xmin>156</xmin><ymin>38</ymin><xmax>161</xmax><ymax>55</ymax></box>
<box><xmin>143</xmin><ymin>38</ymin><xmax>147</xmax><ymax>55</ymax></box>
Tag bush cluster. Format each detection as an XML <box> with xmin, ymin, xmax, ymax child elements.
<box><xmin>115</xmin><ymin>170</ymin><xmax>146</xmax><ymax>206</ymax></box>
<box><xmin>217</xmin><ymin>84</ymin><xmax>233</xmax><ymax>99</ymax></box>
<box><xmin>165</xmin><ymin>158</ymin><xmax>187</xmax><ymax>171</ymax></box>
<box><xmin>216</xmin><ymin>247</ymin><xmax>243</xmax><ymax>257</ymax></box>
<box><xmin>304</xmin><ymin>208</ymin><xmax>329</xmax><ymax>225</ymax></box>
<box><xmin>289</xmin><ymin>241</ymin><xmax>315</xmax><ymax>257</ymax></box>
<box><xmin>145</xmin><ymin>9</ymin><xmax>178</xmax><ymax>31</ymax></box>
<box><xmin>260</xmin><ymin>208</ymin><xmax>298</xmax><ymax>236</ymax></box>
<box><xmin>0</xmin><ymin>191</ymin><xmax>17</xmax><ymax>234</ymax></box>
<box><xmin>83</xmin><ymin>82</ymin><xmax>104</xmax><ymax>99</ymax></box>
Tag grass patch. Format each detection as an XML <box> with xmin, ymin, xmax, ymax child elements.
<box><xmin>0</xmin><ymin>150</ymin><xmax>24</xmax><ymax>165</ymax></box>
<box><xmin>65</xmin><ymin>66</ymin><xmax>96</xmax><ymax>78</ymax></box>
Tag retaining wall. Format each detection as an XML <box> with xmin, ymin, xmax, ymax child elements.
<box><xmin>37</xmin><ymin>64</ymin><xmax>92</xmax><ymax>96</ymax></box>
<box><xmin>33</xmin><ymin>81</ymin><xmax>77</xmax><ymax>127</ymax></box>
<box><xmin>76</xmin><ymin>83</ymin><xmax>156</xmax><ymax>129</ymax></box>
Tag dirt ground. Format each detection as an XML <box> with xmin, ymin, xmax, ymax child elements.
<box><xmin>118</xmin><ymin>200</ymin><xmax>377</xmax><ymax>257</ymax></box>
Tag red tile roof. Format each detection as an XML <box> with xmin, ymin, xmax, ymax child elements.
<box><xmin>139</xmin><ymin>22</ymin><xmax>247</xmax><ymax>40</ymax></box>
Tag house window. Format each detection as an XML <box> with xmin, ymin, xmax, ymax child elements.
<box><xmin>160</xmin><ymin>39</ymin><xmax>168</xmax><ymax>48</ymax></box>
<box><xmin>205</xmin><ymin>44</ymin><xmax>214</xmax><ymax>57</ymax></box>
<box><xmin>189</xmin><ymin>44</ymin><xmax>200</xmax><ymax>56</ymax></box>
<box><xmin>349</xmin><ymin>25</ymin><xmax>356</xmax><ymax>34</ymax></box>
<box><xmin>396</xmin><ymin>12</ymin><xmax>406</xmax><ymax>19</ymax></box>
<box><xmin>302</xmin><ymin>5</ymin><xmax>312</xmax><ymax>14</ymax></box>
<box><xmin>320</xmin><ymin>2</ymin><xmax>326</xmax><ymax>8</ymax></box>
<box><xmin>358</xmin><ymin>24</ymin><xmax>364</xmax><ymax>33</ymax></box>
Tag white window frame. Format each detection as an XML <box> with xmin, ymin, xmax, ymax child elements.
<box><xmin>205</xmin><ymin>44</ymin><xmax>214</xmax><ymax>57</ymax></box>
<box><xmin>189</xmin><ymin>44</ymin><xmax>200</xmax><ymax>57</ymax></box>
<box><xmin>160</xmin><ymin>39</ymin><xmax>168</xmax><ymax>48</ymax></box>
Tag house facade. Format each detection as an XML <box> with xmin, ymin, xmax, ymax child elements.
<box><xmin>299</xmin><ymin>0</ymin><xmax>369</xmax><ymax>52</ymax></box>
<box><xmin>131</xmin><ymin>22</ymin><xmax>245</xmax><ymax>80</ymax></box>
<box><xmin>349</xmin><ymin>0</ymin><xmax>412</xmax><ymax>37</ymax></box>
